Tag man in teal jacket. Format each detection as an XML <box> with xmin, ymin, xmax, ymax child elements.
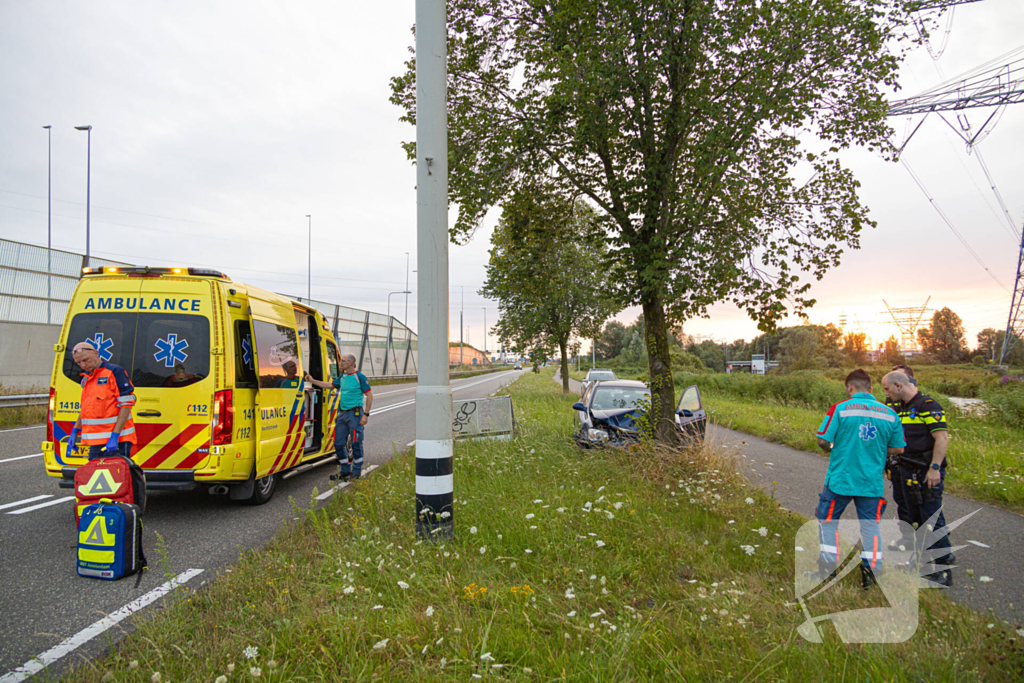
<box><xmin>815</xmin><ymin>369</ymin><xmax>906</xmax><ymax>588</ymax></box>
<box><xmin>306</xmin><ymin>353</ymin><xmax>373</xmax><ymax>481</ymax></box>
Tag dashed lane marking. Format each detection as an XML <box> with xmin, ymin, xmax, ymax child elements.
<box><xmin>0</xmin><ymin>568</ymin><xmax>204</xmax><ymax>683</ymax></box>
<box><xmin>6</xmin><ymin>497</ymin><xmax>74</xmax><ymax>515</ymax></box>
<box><xmin>0</xmin><ymin>495</ymin><xmax>52</xmax><ymax>512</ymax></box>
<box><xmin>315</xmin><ymin>465</ymin><xmax>378</xmax><ymax>501</ymax></box>
<box><xmin>0</xmin><ymin>452</ymin><xmax>44</xmax><ymax>464</ymax></box>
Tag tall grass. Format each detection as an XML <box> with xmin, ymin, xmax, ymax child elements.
<box><xmin>61</xmin><ymin>372</ymin><xmax>1022</xmax><ymax>682</ymax></box>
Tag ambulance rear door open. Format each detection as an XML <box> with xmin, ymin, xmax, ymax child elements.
<box><xmin>294</xmin><ymin>308</ymin><xmax>325</xmax><ymax>459</ymax></box>
<box><xmin>249</xmin><ymin>295</ymin><xmax>306</xmax><ymax>478</ymax></box>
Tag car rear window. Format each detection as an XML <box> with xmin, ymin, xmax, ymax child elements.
<box><xmin>591</xmin><ymin>387</ymin><xmax>650</xmax><ymax>411</ymax></box>
<box><xmin>63</xmin><ymin>312</ymin><xmax>210</xmax><ymax>388</ymax></box>
<box><xmin>589</xmin><ymin>371</ymin><xmax>617</xmax><ymax>380</ymax></box>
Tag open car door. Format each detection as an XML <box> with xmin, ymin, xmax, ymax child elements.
<box><xmin>675</xmin><ymin>385</ymin><xmax>707</xmax><ymax>444</ymax></box>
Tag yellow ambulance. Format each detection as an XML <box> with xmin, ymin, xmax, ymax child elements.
<box><xmin>43</xmin><ymin>265</ymin><xmax>346</xmax><ymax>504</ymax></box>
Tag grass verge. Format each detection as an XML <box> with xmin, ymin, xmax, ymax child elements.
<box><xmin>64</xmin><ymin>372</ymin><xmax>1022</xmax><ymax>682</ymax></box>
<box><xmin>0</xmin><ymin>383</ymin><xmax>47</xmax><ymax>430</ymax></box>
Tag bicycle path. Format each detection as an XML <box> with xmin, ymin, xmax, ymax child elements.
<box><xmin>554</xmin><ymin>369</ymin><xmax>1021</xmax><ymax>623</ymax></box>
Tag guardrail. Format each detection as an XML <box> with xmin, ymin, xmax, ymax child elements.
<box><xmin>0</xmin><ymin>394</ymin><xmax>47</xmax><ymax>409</ymax></box>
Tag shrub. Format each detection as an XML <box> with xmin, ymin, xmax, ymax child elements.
<box><xmin>981</xmin><ymin>386</ymin><xmax>1024</xmax><ymax>429</ymax></box>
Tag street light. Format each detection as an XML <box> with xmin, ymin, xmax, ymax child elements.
<box><xmin>388</xmin><ymin>290</ymin><xmax>412</xmax><ymax>321</ymax></box>
<box><xmin>74</xmin><ymin>125</ymin><xmax>92</xmax><ymax>267</ymax></box>
<box><xmin>481</xmin><ymin>307</ymin><xmax>487</xmax><ymax>364</ymax></box>
<box><xmin>405</xmin><ymin>251</ymin><xmax>410</xmax><ymax>326</ymax></box>
<box><xmin>306</xmin><ymin>214</ymin><xmax>312</xmax><ymax>300</ymax></box>
<box><xmin>43</xmin><ymin>125</ymin><xmax>52</xmax><ymax>324</ymax></box>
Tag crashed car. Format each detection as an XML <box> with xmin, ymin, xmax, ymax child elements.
<box><xmin>573</xmin><ymin>380</ymin><xmax>707</xmax><ymax>447</ymax></box>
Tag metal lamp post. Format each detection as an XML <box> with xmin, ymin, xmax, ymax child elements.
<box><xmin>481</xmin><ymin>307</ymin><xmax>487</xmax><ymax>364</ymax></box>
<box><xmin>306</xmin><ymin>214</ymin><xmax>312</xmax><ymax>300</ymax></box>
<box><xmin>43</xmin><ymin>125</ymin><xmax>52</xmax><ymax>323</ymax></box>
<box><xmin>388</xmin><ymin>290</ymin><xmax>412</xmax><ymax>321</ymax></box>
<box><xmin>405</xmin><ymin>251</ymin><xmax>410</xmax><ymax>325</ymax></box>
<box><xmin>74</xmin><ymin>125</ymin><xmax>92</xmax><ymax>267</ymax></box>
<box><xmin>414</xmin><ymin>0</ymin><xmax>453</xmax><ymax>540</ymax></box>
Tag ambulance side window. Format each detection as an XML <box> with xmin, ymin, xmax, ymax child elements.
<box><xmin>252</xmin><ymin>320</ymin><xmax>300</xmax><ymax>389</ymax></box>
<box><xmin>234</xmin><ymin>320</ymin><xmax>258</xmax><ymax>389</ymax></box>
<box><xmin>326</xmin><ymin>340</ymin><xmax>341</xmax><ymax>380</ymax></box>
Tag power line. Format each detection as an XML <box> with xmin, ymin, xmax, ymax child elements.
<box><xmin>899</xmin><ymin>158</ymin><xmax>1010</xmax><ymax>292</ymax></box>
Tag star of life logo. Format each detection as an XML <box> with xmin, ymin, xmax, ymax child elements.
<box><xmin>241</xmin><ymin>335</ymin><xmax>254</xmax><ymax>368</ymax></box>
<box><xmin>793</xmin><ymin>509</ymin><xmax>978</xmax><ymax>643</ymax></box>
<box><xmin>85</xmin><ymin>333</ymin><xmax>114</xmax><ymax>361</ymax></box>
<box><xmin>859</xmin><ymin>423</ymin><xmax>878</xmax><ymax>441</ymax></box>
<box><xmin>154</xmin><ymin>333</ymin><xmax>189</xmax><ymax>368</ymax></box>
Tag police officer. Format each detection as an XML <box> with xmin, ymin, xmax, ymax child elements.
<box><xmin>881</xmin><ymin>370</ymin><xmax>954</xmax><ymax>586</ymax></box>
<box><xmin>67</xmin><ymin>341</ymin><xmax>137</xmax><ymax>460</ymax></box>
<box><xmin>306</xmin><ymin>353</ymin><xmax>373</xmax><ymax>481</ymax></box>
<box><xmin>884</xmin><ymin>364</ymin><xmax>917</xmax><ymax>547</ymax></box>
<box><xmin>814</xmin><ymin>369</ymin><xmax>905</xmax><ymax>588</ymax></box>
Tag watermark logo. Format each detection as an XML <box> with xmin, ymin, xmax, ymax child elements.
<box><xmin>794</xmin><ymin>509</ymin><xmax>977</xmax><ymax>643</ymax></box>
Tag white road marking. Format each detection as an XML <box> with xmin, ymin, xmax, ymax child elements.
<box><xmin>0</xmin><ymin>568</ymin><xmax>204</xmax><ymax>683</ymax></box>
<box><xmin>0</xmin><ymin>425</ymin><xmax>46</xmax><ymax>434</ymax></box>
<box><xmin>316</xmin><ymin>465</ymin><xmax>377</xmax><ymax>500</ymax></box>
<box><xmin>0</xmin><ymin>495</ymin><xmax>53</xmax><ymax>512</ymax></box>
<box><xmin>6</xmin><ymin>496</ymin><xmax>75</xmax><ymax>515</ymax></box>
<box><xmin>372</xmin><ymin>399</ymin><xmax>416</xmax><ymax>415</ymax></box>
<box><xmin>968</xmin><ymin>540</ymin><xmax>991</xmax><ymax>548</ymax></box>
<box><xmin>0</xmin><ymin>452</ymin><xmax>44</xmax><ymax>464</ymax></box>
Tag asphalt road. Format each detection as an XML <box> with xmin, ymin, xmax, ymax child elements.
<box><xmin>556</xmin><ymin>369</ymin><xmax>1022</xmax><ymax>624</ymax></box>
<box><xmin>0</xmin><ymin>368</ymin><xmax>523</xmax><ymax>681</ymax></box>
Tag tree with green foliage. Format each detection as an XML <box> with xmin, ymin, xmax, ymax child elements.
<box><xmin>882</xmin><ymin>335</ymin><xmax>905</xmax><ymax>366</ymax></box>
<box><xmin>481</xmin><ymin>193</ymin><xmax>617</xmax><ymax>393</ymax></box>
<box><xmin>918</xmin><ymin>307</ymin><xmax>968</xmax><ymax>364</ymax></box>
<box><xmin>977</xmin><ymin>328</ymin><xmax>1024</xmax><ymax>366</ymax></box>
<box><xmin>780</xmin><ymin>326</ymin><xmax>823</xmax><ymax>371</ymax></box>
<box><xmin>595</xmin><ymin>321</ymin><xmax>628</xmax><ymax>361</ymax></box>
<box><xmin>392</xmin><ymin>0</ymin><xmax>914</xmax><ymax>441</ymax></box>
<box><xmin>843</xmin><ymin>332</ymin><xmax>868</xmax><ymax>365</ymax></box>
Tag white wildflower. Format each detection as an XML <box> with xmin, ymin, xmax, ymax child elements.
<box><xmin>740</xmin><ymin>545</ymin><xmax>755</xmax><ymax>555</ymax></box>
<box><xmin>422</xmin><ymin>645</ymin><xmax>429</xmax><ymax>655</ymax></box>
<box><xmin>526</xmin><ymin>513</ymin><xmax>535</xmax><ymax>519</ymax></box>
<box><xmin>525</xmin><ymin>549</ymin><xmax>533</xmax><ymax>554</ymax></box>
<box><xmin>243</xmin><ymin>646</ymin><xmax>259</xmax><ymax>660</ymax></box>
<box><xmin>343</xmin><ymin>585</ymin><xmax>355</xmax><ymax>594</ymax></box>
<box><xmin>565</xmin><ymin>588</ymin><xmax>575</xmax><ymax>599</ymax></box>
<box><xmin>372</xmin><ymin>604</ymin><xmax>383</xmax><ymax>610</ymax></box>
<box><xmin>227</xmin><ymin>664</ymin><xmax>235</xmax><ymax>673</ymax></box>
<box><xmin>373</xmin><ymin>638</ymin><xmax>389</xmax><ymax>650</ymax></box>
<box><xmin>533</xmin><ymin>499</ymin><xmax>543</xmax><ymax>503</ymax></box>
<box><xmin>757</xmin><ymin>527</ymin><xmax>768</xmax><ymax>537</ymax></box>
<box><xmin>480</xmin><ymin>546</ymin><xmax>487</xmax><ymax>554</ymax></box>
<box><xmin>397</xmin><ymin>580</ymin><xmax>410</xmax><ymax>589</ymax></box>
<box><xmin>727</xmin><ymin>520</ymin><xmax>735</xmax><ymax>524</ymax></box>
<box><xmin>480</xmin><ymin>652</ymin><xmax>495</xmax><ymax>662</ymax></box>
<box><xmin>426</xmin><ymin>605</ymin><xmax>434</xmax><ymax>617</ymax></box>
<box><xmin>745</xmin><ymin>498</ymin><xmax>754</xmax><ymax>504</ymax></box>
<box><xmin>470</xmin><ymin>526</ymin><xmax>478</xmax><ymax>535</ymax></box>
<box><xmin>129</xmin><ymin>661</ymin><xmax>139</xmax><ymax>670</ymax></box>
<box><xmin>216</xmin><ymin>677</ymin><xmax>228</xmax><ymax>683</ymax></box>
<box><xmin>568</xmin><ymin>610</ymin><xmax>576</xmax><ymax>617</ymax></box>
<box><xmin>250</xmin><ymin>667</ymin><xmax>262</xmax><ymax>678</ymax></box>
<box><xmin>151</xmin><ymin>674</ymin><xmax>162</xmax><ymax>683</ymax></box>
<box><xmin>596</xmin><ymin>540</ymin><xmax>606</xmax><ymax>547</ymax></box>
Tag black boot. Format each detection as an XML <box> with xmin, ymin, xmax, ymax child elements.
<box><xmin>927</xmin><ymin>569</ymin><xmax>953</xmax><ymax>587</ymax></box>
<box><xmin>860</xmin><ymin>564</ymin><xmax>879</xmax><ymax>590</ymax></box>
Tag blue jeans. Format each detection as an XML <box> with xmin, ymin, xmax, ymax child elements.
<box><xmin>895</xmin><ymin>464</ymin><xmax>954</xmax><ymax>566</ymax></box>
<box><xmin>335</xmin><ymin>409</ymin><xmax>364</xmax><ymax>476</ymax></box>
<box><xmin>87</xmin><ymin>443</ymin><xmax>133</xmax><ymax>461</ymax></box>
<box><xmin>815</xmin><ymin>484</ymin><xmax>886</xmax><ymax>572</ymax></box>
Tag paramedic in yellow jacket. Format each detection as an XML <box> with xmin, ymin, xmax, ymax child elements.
<box><xmin>67</xmin><ymin>341</ymin><xmax>138</xmax><ymax>460</ymax></box>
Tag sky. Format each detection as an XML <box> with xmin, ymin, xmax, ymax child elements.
<box><xmin>1</xmin><ymin>1</ymin><xmax>1022</xmax><ymax>355</ymax></box>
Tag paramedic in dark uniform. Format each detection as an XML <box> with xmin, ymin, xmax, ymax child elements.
<box><xmin>67</xmin><ymin>341</ymin><xmax>137</xmax><ymax>460</ymax></box>
<box><xmin>882</xmin><ymin>370</ymin><xmax>954</xmax><ymax>587</ymax></box>
<box><xmin>306</xmin><ymin>353</ymin><xmax>373</xmax><ymax>481</ymax></box>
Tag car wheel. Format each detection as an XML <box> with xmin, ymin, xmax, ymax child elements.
<box><xmin>245</xmin><ymin>471</ymin><xmax>278</xmax><ymax>505</ymax></box>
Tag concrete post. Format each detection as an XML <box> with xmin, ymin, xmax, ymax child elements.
<box><xmin>415</xmin><ymin>0</ymin><xmax>454</xmax><ymax>540</ymax></box>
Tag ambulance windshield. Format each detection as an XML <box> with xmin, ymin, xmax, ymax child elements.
<box><xmin>63</xmin><ymin>312</ymin><xmax>211</xmax><ymax>388</ymax></box>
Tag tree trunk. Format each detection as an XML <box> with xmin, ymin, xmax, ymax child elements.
<box><xmin>641</xmin><ymin>293</ymin><xmax>676</xmax><ymax>444</ymax></box>
<box><xmin>559</xmin><ymin>338</ymin><xmax>570</xmax><ymax>393</ymax></box>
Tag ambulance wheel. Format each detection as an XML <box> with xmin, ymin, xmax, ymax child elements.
<box><xmin>246</xmin><ymin>472</ymin><xmax>278</xmax><ymax>505</ymax></box>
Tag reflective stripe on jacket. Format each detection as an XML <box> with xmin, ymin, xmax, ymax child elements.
<box><xmin>80</xmin><ymin>361</ymin><xmax>137</xmax><ymax>445</ymax></box>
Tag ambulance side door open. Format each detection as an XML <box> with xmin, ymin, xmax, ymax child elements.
<box><xmin>249</xmin><ymin>296</ymin><xmax>304</xmax><ymax>479</ymax></box>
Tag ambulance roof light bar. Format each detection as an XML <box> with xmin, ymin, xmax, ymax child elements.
<box><xmin>81</xmin><ymin>266</ymin><xmax>230</xmax><ymax>279</ymax></box>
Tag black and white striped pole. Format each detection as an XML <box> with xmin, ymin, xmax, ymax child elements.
<box><xmin>414</xmin><ymin>0</ymin><xmax>454</xmax><ymax>540</ymax></box>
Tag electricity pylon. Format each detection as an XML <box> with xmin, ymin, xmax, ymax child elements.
<box><xmin>883</xmin><ymin>298</ymin><xmax>932</xmax><ymax>354</ymax></box>
<box><xmin>1000</xmin><ymin>222</ymin><xmax>1024</xmax><ymax>365</ymax></box>
<box><xmin>907</xmin><ymin>0</ymin><xmax>985</xmax><ymax>10</ymax></box>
